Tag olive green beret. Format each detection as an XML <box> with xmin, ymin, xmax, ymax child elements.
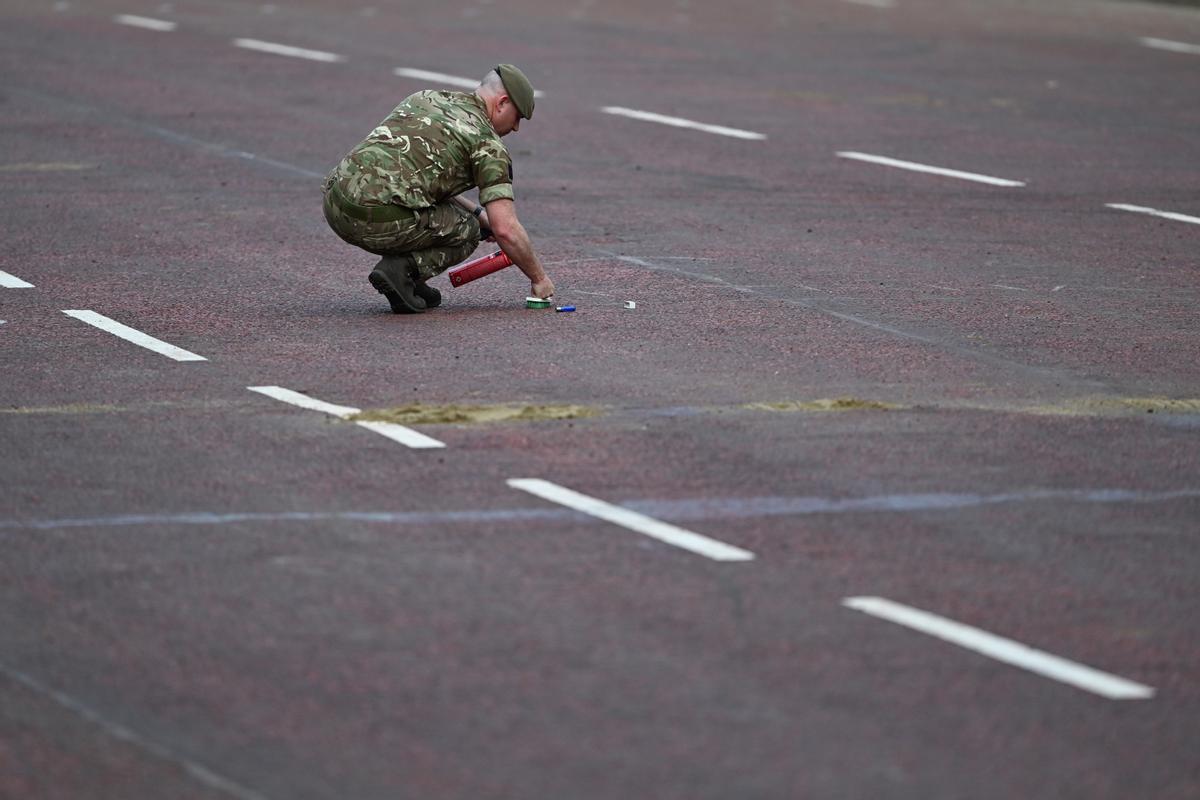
<box><xmin>495</xmin><ymin>63</ymin><xmax>535</xmax><ymax>120</ymax></box>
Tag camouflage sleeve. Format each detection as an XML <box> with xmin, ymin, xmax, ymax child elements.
<box><xmin>471</xmin><ymin>138</ymin><xmax>515</xmax><ymax>205</ymax></box>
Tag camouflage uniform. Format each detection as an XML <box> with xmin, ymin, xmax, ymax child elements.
<box><xmin>322</xmin><ymin>90</ymin><xmax>515</xmax><ymax>281</ymax></box>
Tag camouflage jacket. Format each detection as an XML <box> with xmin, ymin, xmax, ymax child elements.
<box><xmin>329</xmin><ymin>91</ymin><xmax>514</xmax><ymax>209</ymax></box>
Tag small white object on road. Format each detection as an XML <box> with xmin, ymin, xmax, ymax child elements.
<box><xmin>233</xmin><ymin>38</ymin><xmax>345</xmax><ymax>63</ymax></box>
<box><xmin>507</xmin><ymin>478</ymin><xmax>755</xmax><ymax>561</ymax></box>
<box><xmin>0</xmin><ymin>270</ymin><xmax>34</xmax><ymax>288</ymax></box>
<box><xmin>601</xmin><ymin>107</ymin><xmax>766</xmax><ymax>141</ymax></box>
<box><xmin>62</xmin><ymin>310</ymin><xmax>206</xmax><ymax>361</ymax></box>
<box><xmin>837</xmin><ymin>151</ymin><xmax>1025</xmax><ymax>187</ymax></box>
<box><xmin>247</xmin><ymin>386</ymin><xmax>446</xmax><ymax>449</ymax></box>
<box><xmin>113</xmin><ymin>14</ymin><xmax>177</xmax><ymax>31</ymax></box>
<box><xmin>623</xmin><ymin>300</ymin><xmax>636</xmax><ymax>309</ymax></box>
<box><xmin>843</xmin><ymin>596</ymin><xmax>1155</xmax><ymax>700</ymax></box>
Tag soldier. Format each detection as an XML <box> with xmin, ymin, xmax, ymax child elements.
<box><xmin>322</xmin><ymin>64</ymin><xmax>554</xmax><ymax>314</ymax></box>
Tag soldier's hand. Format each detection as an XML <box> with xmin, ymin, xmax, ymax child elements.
<box><xmin>531</xmin><ymin>277</ymin><xmax>555</xmax><ymax>299</ymax></box>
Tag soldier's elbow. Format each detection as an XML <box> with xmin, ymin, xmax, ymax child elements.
<box><xmin>490</xmin><ymin>220</ymin><xmax>518</xmax><ymax>244</ymax></box>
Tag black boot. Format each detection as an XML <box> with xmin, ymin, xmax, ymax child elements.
<box><xmin>413</xmin><ymin>281</ymin><xmax>441</xmax><ymax>309</ymax></box>
<box><xmin>368</xmin><ymin>256</ymin><xmax>425</xmax><ymax>314</ymax></box>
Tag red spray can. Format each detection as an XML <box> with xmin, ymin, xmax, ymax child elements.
<box><xmin>447</xmin><ymin>249</ymin><xmax>513</xmax><ymax>288</ymax></box>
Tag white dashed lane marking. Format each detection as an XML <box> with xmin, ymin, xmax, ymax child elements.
<box><xmin>507</xmin><ymin>478</ymin><xmax>756</xmax><ymax>562</ymax></box>
<box><xmin>62</xmin><ymin>310</ymin><xmax>206</xmax><ymax>362</ymax></box>
<box><xmin>843</xmin><ymin>597</ymin><xmax>1155</xmax><ymax>700</ymax></box>
<box><xmin>600</xmin><ymin>106</ymin><xmax>766</xmax><ymax>140</ymax></box>
<box><xmin>233</xmin><ymin>38</ymin><xmax>345</xmax><ymax>63</ymax></box>
<box><xmin>113</xmin><ymin>14</ymin><xmax>177</xmax><ymax>31</ymax></box>
<box><xmin>394</xmin><ymin>68</ymin><xmax>480</xmax><ymax>89</ymax></box>
<box><xmin>394</xmin><ymin>68</ymin><xmax>545</xmax><ymax>97</ymax></box>
<box><xmin>0</xmin><ymin>270</ymin><xmax>34</xmax><ymax>288</ymax></box>
<box><xmin>247</xmin><ymin>386</ymin><xmax>446</xmax><ymax>449</ymax></box>
<box><xmin>1139</xmin><ymin>37</ymin><xmax>1200</xmax><ymax>56</ymax></box>
<box><xmin>1106</xmin><ymin>203</ymin><xmax>1200</xmax><ymax>226</ymax></box>
<box><xmin>838</xmin><ymin>151</ymin><xmax>1025</xmax><ymax>186</ymax></box>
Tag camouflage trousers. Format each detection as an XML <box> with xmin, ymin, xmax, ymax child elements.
<box><xmin>322</xmin><ymin>182</ymin><xmax>481</xmax><ymax>282</ymax></box>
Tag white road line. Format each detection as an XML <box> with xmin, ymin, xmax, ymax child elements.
<box><xmin>62</xmin><ymin>310</ymin><xmax>206</xmax><ymax>362</ymax></box>
<box><xmin>840</xmin><ymin>0</ymin><xmax>896</xmax><ymax>7</ymax></box>
<box><xmin>233</xmin><ymin>38</ymin><xmax>345</xmax><ymax>63</ymax></box>
<box><xmin>0</xmin><ymin>270</ymin><xmax>34</xmax><ymax>288</ymax></box>
<box><xmin>1106</xmin><ymin>203</ymin><xmax>1200</xmax><ymax>226</ymax></box>
<box><xmin>837</xmin><ymin>151</ymin><xmax>1025</xmax><ymax>187</ymax></box>
<box><xmin>601</xmin><ymin>106</ymin><xmax>766</xmax><ymax>140</ymax></box>
<box><xmin>1139</xmin><ymin>36</ymin><xmax>1200</xmax><ymax>56</ymax></box>
<box><xmin>394</xmin><ymin>67</ymin><xmax>479</xmax><ymax>88</ymax></box>
<box><xmin>114</xmin><ymin>14</ymin><xmax>177</xmax><ymax>31</ymax></box>
<box><xmin>394</xmin><ymin>68</ymin><xmax>545</xmax><ymax>97</ymax></box>
<box><xmin>354</xmin><ymin>420</ymin><xmax>446</xmax><ymax>449</ymax></box>
<box><xmin>247</xmin><ymin>386</ymin><xmax>445</xmax><ymax>449</ymax></box>
<box><xmin>507</xmin><ymin>478</ymin><xmax>755</xmax><ymax>561</ymax></box>
<box><xmin>247</xmin><ymin>385</ymin><xmax>358</xmax><ymax>417</ymax></box>
<box><xmin>843</xmin><ymin>597</ymin><xmax>1155</xmax><ymax>700</ymax></box>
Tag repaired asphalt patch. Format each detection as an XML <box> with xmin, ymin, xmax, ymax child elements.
<box><xmin>348</xmin><ymin>403</ymin><xmax>602</xmax><ymax>425</ymax></box>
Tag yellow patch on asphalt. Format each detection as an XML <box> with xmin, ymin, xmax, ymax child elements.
<box><xmin>743</xmin><ymin>397</ymin><xmax>902</xmax><ymax>412</ymax></box>
<box><xmin>867</xmin><ymin>93</ymin><xmax>946</xmax><ymax>108</ymax></box>
<box><xmin>349</xmin><ymin>403</ymin><xmax>601</xmax><ymax>425</ymax></box>
<box><xmin>767</xmin><ymin>90</ymin><xmax>838</xmax><ymax>104</ymax></box>
<box><xmin>0</xmin><ymin>163</ymin><xmax>97</xmax><ymax>172</ymax></box>
<box><xmin>0</xmin><ymin>400</ymin><xmax>238</xmax><ymax>415</ymax></box>
<box><xmin>0</xmin><ymin>403</ymin><xmax>122</xmax><ymax>415</ymax></box>
<box><xmin>1022</xmin><ymin>397</ymin><xmax>1200</xmax><ymax>416</ymax></box>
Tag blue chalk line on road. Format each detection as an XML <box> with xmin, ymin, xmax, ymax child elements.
<box><xmin>248</xmin><ymin>385</ymin><xmax>445</xmax><ymax>449</ymax></box>
<box><xmin>837</xmin><ymin>151</ymin><xmax>1025</xmax><ymax>187</ymax></box>
<box><xmin>233</xmin><ymin>38</ymin><xmax>345</xmax><ymax>63</ymax></box>
<box><xmin>509</xmin><ymin>478</ymin><xmax>755</xmax><ymax>561</ymax></box>
<box><xmin>113</xmin><ymin>14</ymin><xmax>177</xmax><ymax>31</ymax></box>
<box><xmin>1106</xmin><ymin>203</ymin><xmax>1200</xmax><ymax>227</ymax></box>
<box><xmin>843</xmin><ymin>597</ymin><xmax>1155</xmax><ymax>700</ymax></box>
<box><xmin>601</xmin><ymin>107</ymin><xmax>766</xmax><ymax>141</ymax></box>
<box><xmin>3</xmin><ymin>487</ymin><xmax>1197</xmax><ymax>532</ymax></box>
<box><xmin>62</xmin><ymin>310</ymin><xmax>206</xmax><ymax>362</ymax></box>
<box><xmin>0</xmin><ymin>270</ymin><xmax>34</xmax><ymax>288</ymax></box>
<box><xmin>0</xmin><ymin>664</ymin><xmax>272</xmax><ymax>800</ymax></box>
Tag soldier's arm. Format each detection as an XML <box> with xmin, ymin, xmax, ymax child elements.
<box><xmin>486</xmin><ymin>198</ymin><xmax>554</xmax><ymax>299</ymax></box>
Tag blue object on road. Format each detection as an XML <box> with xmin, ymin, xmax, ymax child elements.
<box><xmin>555</xmin><ymin>305</ymin><xmax>575</xmax><ymax>312</ymax></box>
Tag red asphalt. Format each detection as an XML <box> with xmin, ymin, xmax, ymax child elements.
<box><xmin>2</xmin><ymin>0</ymin><xmax>1199</xmax><ymax>797</ymax></box>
